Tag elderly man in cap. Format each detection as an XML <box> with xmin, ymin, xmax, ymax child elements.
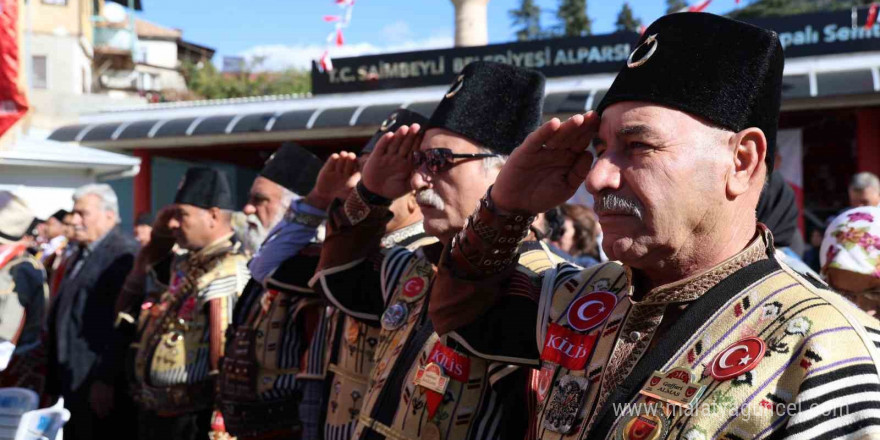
<box><xmin>47</xmin><ymin>183</ymin><xmax>139</xmax><ymax>440</ymax></box>
<box><xmin>131</xmin><ymin>167</ymin><xmax>250</xmax><ymax>440</ymax></box>
<box><xmin>215</xmin><ymin>110</ymin><xmax>431</xmax><ymax>440</ymax></box>
<box><xmin>429</xmin><ymin>13</ymin><xmax>880</xmax><ymax>440</ymax></box>
<box><xmin>0</xmin><ymin>192</ymin><xmax>49</xmax><ymax>398</ymax></box>
<box><xmin>311</xmin><ymin>61</ymin><xmax>562</xmax><ymax>440</ymax></box>
<box><xmin>236</xmin><ymin>143</ymin><xmax>320</xmax><ymax>255</ymax></box>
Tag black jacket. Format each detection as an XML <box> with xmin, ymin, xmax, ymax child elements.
<box><xmin>47</xmin><ymin>227</ymin><xmax>138</xmax><ymax>397</ymax></box>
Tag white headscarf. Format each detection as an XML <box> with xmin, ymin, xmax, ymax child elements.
<box><xmin>820</xmin><ymin>206</ymin><xmax>880</xmax><ymax>279</ymax></box>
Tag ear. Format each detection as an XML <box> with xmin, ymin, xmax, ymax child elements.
<box><xmin>726</xmin><ymin>127</ymin><xmax>767</xmax><ymax>198</ymax></box>
<box><xmin>406</xmin><ymin>192</ymin><xmax>418</xmax><ymax>214</ymax></box>
<box><xmin>208</xmin><ymin>207</ymin><xmax>221</xmax><ymax>227</ymax></box>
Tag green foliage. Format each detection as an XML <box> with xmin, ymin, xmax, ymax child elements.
<box><xmin>556</xmin><ymin>0</ymin><xmax>593</xmax><ymax>36</ymax></box>
<box><xmin>615</xmin><ymin>2</ymin><xmax>642</xmax><ymax>33</ymax></box>
<box><xmin>666</xmin><ymin>0</ymin><xmax>689</xmax><ymax>14</ymax></box>
<box><xmin>509</xmin><ymin>0</ymin><xmax>543</xmax><ymax>41</ymax></box>
<box><xmin>179</xmin><ymin>58</ymin><xmax>311</xmax><ymax>100</ymax></box>
<box><xmin>729</xmin><ymin>0</ymin><xmax>874</xmax><ymax>19</ymax></box>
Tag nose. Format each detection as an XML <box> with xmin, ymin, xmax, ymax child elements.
<box><xmin>243</xmin><ymin>204</ymin><xmax>256</xmax><ymax>215</ymax></box>
<box><xmin>585</xmin><ymin>152</ymin><xmax>622</xmax><ymax>196</ymax></box>
<box><xmin>410</xmin><ymin>168</ymin><xmax>430</xmax><ymax>193</ymax></box>
<box><xmin>167</xmin><ymin>217</ymin><xmax>180</xmax><ymax>230</ymax></box>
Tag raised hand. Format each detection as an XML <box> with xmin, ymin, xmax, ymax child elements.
<box><xmin>491</xmin><ymin>112</ymin><xmax>599</xmax><ymax>214</ymax></box>
<box><xmin>361</xmin><ymin>124</ymin><xmax>422</xmax><ymax>200</ymax></box>
<box><xmin>305</xmin><ymin>151</ymin><xmax>360</xmax><ymax>210</ymax></box>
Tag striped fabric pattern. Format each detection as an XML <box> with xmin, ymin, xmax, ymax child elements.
<box><xmin>784</xmin><ymin>362</ymin><xmax>880</xmax><ymax>440</ymax></box>
<box><xmin>324</xmin><ymin>421</ymin><xmax>356</xmax><ymax>440</ymax></box>
<box><xmin>380</xmin><ymin>247</ymin><xmax>415</xmax><ymax>307</ymax></box>
<box><xmin>149</xmin><ymin>346</ymin><xmax>210</xmax><ymax>386</ymax></box>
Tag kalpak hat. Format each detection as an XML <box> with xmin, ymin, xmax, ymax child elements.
<box><xmin>174</xmin><ymin>167</ymin><xmax>235</xmax><ymax>210</ymax></box>
<box><xmin>361</xmin><ymin>109</ymin><xmax>429</xmax><ymax>156</ymax></box>
<box><xmin>429</xmin><ymin>61</ymin><xmax>545</xmax><ymax>156</ymax></box>
<box><xmin>597</xmin><ymin>12</ymin><xmax>784</xmax><ymax>170</ymax></box>
<box><xmin>259</xmin><ymin>143</ymin><xmax>323</xmax><ymax>196</ymax></box>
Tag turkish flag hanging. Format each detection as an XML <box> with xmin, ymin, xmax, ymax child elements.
<box><xmin>0</xmin><ymin>0</ymin><xmax>28</xmax><ymax>138</ymax></box>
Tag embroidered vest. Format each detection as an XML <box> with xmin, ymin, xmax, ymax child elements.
<box><xmin>599</xmin><ymin>262</ymin><xmax>880</xmax><ymax>440</ymax></box>
<box><xmin>325</xmin><ymin>225</ymin><xmax>437</xmax><ymax>440</ymax></box>
<box><xmin>218</xmin><ymin>287</ymin><xmax>328</xmax><ymax>437</ymax></box>
<box><xmin>356</xmin><ymin>245</ymin><xmax>560</xmax><ymax>440</ymax></box>
<box><xmin>133</xmin><ymin>242</ymin><xmax>244</xmax><ymax>415</ymax></box>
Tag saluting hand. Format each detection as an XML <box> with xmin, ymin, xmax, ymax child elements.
<box><xmin>491</xmin><ymin>112</ymin><xmax>599</xmax><ymax>214</ymax></box>
<box><xmin>361</xmin><ymin>124</ymin><xmax>423</xmax><ymax>200</ymax></box>
<box><xmin>305</xmin><ymin>151</ymin><xmax>360</xmax><ymax>211</ymax></box>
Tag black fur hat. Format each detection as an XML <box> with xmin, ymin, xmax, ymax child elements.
<box><xmin>259</xmin><ymin>143</ymin><xmax>322</xmax><ymax>196</ymax></box>
<box><xmin>597</xmin><ymin>13</ymin><xmax>784</xmax><ymax>170</ymax></box>
<box><xmin>174</xmin><ymin>167</ymin><xmax>234</xmax><ymax>210</ymax></box>
<box><xmin>428</xmin><ymin>61</ymin><xmax>546</xmax><ymax>155</ymax></box>
<box><xmin>361</xmin><ymin>108</ymin><xmax>429</xmax><ymax>155</ymax></box>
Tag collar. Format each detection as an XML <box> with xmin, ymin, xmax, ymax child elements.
<box><xmin>84</xmin><ymin>228</ymin><xmax>114</xmax><ymax>252</ymax></box>
<box><xmin>629</xmin><ymin>224</ymin><xmax>772</xmax><ymax>306</ymax></box>
<box><xmin>187</xmin><ymin>232</ymin><xmax>238</xmax><ymax>263</ymax></box>
<box><xmin>380</xmin><ymin>221</ymin><xmax>427</xmax><ymax>248</ymax></box>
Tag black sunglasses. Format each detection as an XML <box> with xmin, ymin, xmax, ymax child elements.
<box><xmin>412</xmin><ymin>148</ymin><xmax>500</xmax><ymax>174</ymax></box>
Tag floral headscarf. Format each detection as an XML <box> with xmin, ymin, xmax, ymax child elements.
<box><xmin>820</xmin><ymin>206</ymin><xmax>880</xmax><ymax>279</ymax></box>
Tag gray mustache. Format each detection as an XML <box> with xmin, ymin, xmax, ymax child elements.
<box><xmin>416</xmin><ymin>189</ymin><xmax>445</xmax><ymax>210</ymax></box>
<box><xmin>595</xmin><ymin>192</ymin><xmax>643</xmax><ymax>220</ymax></box>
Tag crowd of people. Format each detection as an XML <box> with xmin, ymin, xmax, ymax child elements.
<box><xmin>1</xmin><ymin>11</ymin><xmax>880</xmax><ymax>440</ymax></box>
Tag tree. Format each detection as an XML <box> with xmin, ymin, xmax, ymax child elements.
<box><xmin>729</xmin><ymin>0</ymin><xmax>873</xmax><ymax>19</ymax></box>
<box><xmin>556</xmin><ymin>0</ymin><xmax>593</xmax><ymax>37</ymax></box>
<box><xmin>615</xmin><ymin>2</ymin><xmax>642</xmax><ymax>33</ymax></box>
<box><xmin>509</xmin><ymin>0</ymin><xmax>543</xmax><ymax>41</ymax></box>
<box><xmin>666</xmin><ymin>0</ymin><xmax>689</xmax><ymax>14</ymax></box>
<box><xmin>180</xmin><ymin>59</ymin><xmax>311</xmax><ymax>101</ymax></box>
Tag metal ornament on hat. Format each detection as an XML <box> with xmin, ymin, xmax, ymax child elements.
<box><xmin>445</xmin><ymin>74</ymin><xmax>465</xmax><ymax>99</ymax></box>
<box><xmin>380</xmin><ymin>112</ymin><xmax>398</xmax><ymax>132</ymax></box>
<box><xmin>627</xmin><ymin>34</ymin><xmax>659</xmax><ymax>69</ymax></box>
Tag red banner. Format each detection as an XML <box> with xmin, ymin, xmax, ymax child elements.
<box><xmin>0</xmin><ymin>0</ymin><xmax>28</xmax><ymax>137</ymax></box>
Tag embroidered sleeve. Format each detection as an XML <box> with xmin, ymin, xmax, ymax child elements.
<box><xmin>310</xmin><ymin>194</ymin><xmax>395</xmax><ymax>324</ymax></box>
<box><xmin>249</xmin><ymin>200</ymin><xmax>326</xmax><ymax>284</ymax></box>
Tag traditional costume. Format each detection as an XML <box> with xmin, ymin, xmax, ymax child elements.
<box><xmin>311</xmin><ymin>61</ymin><xmax>560</xmax><ymax>440</ymax></box>
<box><xmin>430</xmin><ymin>13</ymin><xmax>880</xmax><ymax>440</ymax></box>
<box><xmin>216</xmin><ymin>144</ymin><xmax>332</xmax><ymax>440</ymax></box>
<box><xmin>319</xmin><ymin>109</ymin><xmax>436</xmax><ymax>440</ymax></box>
<box><xmin>0</xmin><ymin>192</ymin><xmax>49</xmax><ymax>403</ymax></box>
<box><xmin>131</xmin><ymin>168</ymin><xmax>250</xmax><ymax>440</ymax></box>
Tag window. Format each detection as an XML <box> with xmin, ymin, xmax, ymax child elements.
<box><xmin>41</xmin><ymin>0</ymin><xmax>67</xmax><ymax>5</ymax></box>
<box><xmin>33</xmin><ymin>56</ymin><xmax>47</xmax><ymax>89</ymax></box>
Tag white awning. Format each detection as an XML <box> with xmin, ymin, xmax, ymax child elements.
<box><xmin>0</xmin><ymin>136</ymin><xmax>140</xmax><ymax>178</ymax></box>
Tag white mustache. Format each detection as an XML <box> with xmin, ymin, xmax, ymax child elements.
<box><xmin>416</xmin><ymin>189</ymin><xmax>446</xmax><ymax>211</ymax></box>
<box><xmin>595</xmin><ymin>193</ymin><xmax>644</xmax><ymax>220</ymax></box>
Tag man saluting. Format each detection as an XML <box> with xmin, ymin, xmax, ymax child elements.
<box><xmin>430</xmin><ymin>13</ymin><xmax>880</xmax><ymax>440</ymax></box>
<box><xmin>312</xmin><ymin>61</ymin><xmax>562</xmax><ymax>439</ymax></box>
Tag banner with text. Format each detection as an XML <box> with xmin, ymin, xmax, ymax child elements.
<box><xmin>312</xmin><ymin>7</ymin><xmax>880</xmax><ymax>95</ymax></box>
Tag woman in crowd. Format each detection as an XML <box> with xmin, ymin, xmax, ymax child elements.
<box><xmin>821</xmin><ymin>206</ymin><xmax>880</xmax><ymax>316</ymax></box>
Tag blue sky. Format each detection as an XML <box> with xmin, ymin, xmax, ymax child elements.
<box><xmin>136</xmin><ymin>0</ymin><xmax>747</xmax><ymax>70</ymax></box>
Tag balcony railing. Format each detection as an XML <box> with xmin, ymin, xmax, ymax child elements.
<box><xmin>94</xmin><ymin>25</ymin><xmax>138</xmax><ymax>55</ymax></box>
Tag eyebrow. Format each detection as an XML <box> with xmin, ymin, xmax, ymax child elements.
<box><xmin>594</xmin><ymin>124</ymin><xmax>661</xmax><ymax>148</ymax></box>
